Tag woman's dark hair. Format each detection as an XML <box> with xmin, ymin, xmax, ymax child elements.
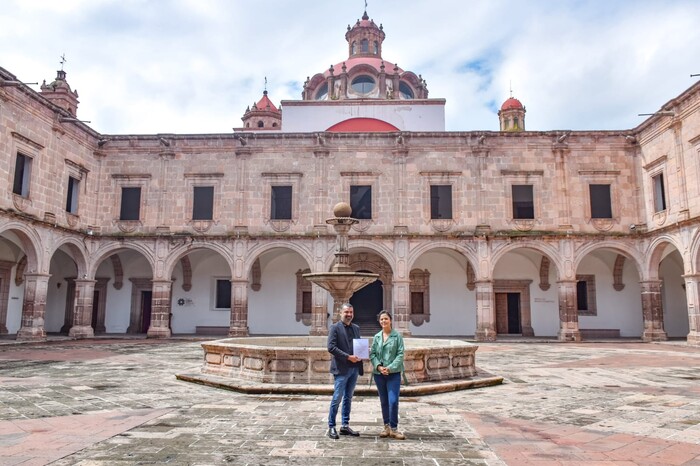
<box><xmin>377</xmin><ymin>310</ymin><xmax>392</xmax><ymax>321</ymax></box>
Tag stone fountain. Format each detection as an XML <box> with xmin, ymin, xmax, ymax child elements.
<box><xmin>176</xmin><ymin>204</ymin><xmax>503</xmax><ymax>395</ymax></box>
<box><xmin>302</xmin><ymin>202</ymin><xmax>379</xmax><ymax>319</ymax></box>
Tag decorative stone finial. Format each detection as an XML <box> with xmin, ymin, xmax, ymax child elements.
<box><xmin>333</xmin><ymin>202</ymin><xmax>352</xmax><ymax>218</ymax></box>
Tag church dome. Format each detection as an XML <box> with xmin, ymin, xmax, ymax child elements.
<box><xmin>302</xmin><ymin>9</ymin><xmax>428</xmax><ymax>102</ymax></box>
<box><xmin>501</xmin><ymin>97</ymin><xmax>524</xmax><ymax>111</ymax></box>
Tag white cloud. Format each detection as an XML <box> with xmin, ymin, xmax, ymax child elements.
<box><xmin>1</xmin><ymin>0</ymin><xmax>698</xmax><ymax>134</ymax></box>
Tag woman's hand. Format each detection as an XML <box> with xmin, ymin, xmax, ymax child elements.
<box><xmin>379</xmin><ymin>366</ymin><xmax>390</xmax><ymax>376</ymax></box>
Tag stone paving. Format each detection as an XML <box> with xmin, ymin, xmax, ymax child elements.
<box><xmin>1</xmin><ymin>338</ymin><xmax>700</xmax><ymax>465</ymax></box>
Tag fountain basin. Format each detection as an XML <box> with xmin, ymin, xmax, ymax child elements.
<box><xmin>176</xmin><ymin>336</ymin><xmax>503</xmax><ymax>395</ymax></box>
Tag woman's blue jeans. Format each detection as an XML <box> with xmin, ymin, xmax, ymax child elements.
<box><xmin>374</xmin><ymin>372</ymin><xmax>401</xmax><ymax>428</ymax></box>
<box><xmin>328</xmin><ymin>366</ymin><xmax>359</xmax><ymax>428</ymax></box>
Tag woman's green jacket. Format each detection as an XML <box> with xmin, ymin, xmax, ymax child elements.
<box><xmin>369</xmin><ymin>329</ymin><xmax>405</xmax><ymax>375</ymax></box>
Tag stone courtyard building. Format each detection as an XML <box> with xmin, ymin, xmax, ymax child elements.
<box><xmin>1</xmin><ymin>10</ymin><xmax>699</xmax><ymax>345</ymax></box>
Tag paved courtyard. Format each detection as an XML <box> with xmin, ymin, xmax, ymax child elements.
<box><xmin>1</xmin><ymin>337</ymin><xmax>700</xmax><ymax>465</ymax></box>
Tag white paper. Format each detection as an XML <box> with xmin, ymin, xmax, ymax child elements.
<box><xmin>353</xmin><ymin>338</ymin><xmax>369</xmax><ymax>359</ymax></box>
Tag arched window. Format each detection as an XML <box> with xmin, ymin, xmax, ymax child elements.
<box><xmin>272</xmin><ymin>122</ymin><xmax>278</xmax><ymax>127</ymax></box>
<box><xmin>351</xmin><ymin>75</ymin><xmax>376</xmax><ymax>94</ymax></box>
<box><xmin>246</xmin><ymin>123</ymin><xmax>250</xmax><ymax>128</ymax></box>
<box><xmin>399</xmin><ymin>82</ymin><xmax>414</xmax><ymax>99</ymax></box>
<box><xmin>361</xmin><ymin>39</ymin><xmax>369</xmax><ymax>53</ymax></box>
<box><xmin>315</xmin><ymin>82</ymin><xmax>328</xmax><ymax>100</ymax></box>
<box><xmin>257</xmin><ymin>121</ymin><xmax>264</xmax><ymax>128</ymax></box>
<box><xmin>373</xmin><ymin>41</ymin><xmax>378</xmax><ymax>54</ymax></box>
<box><xmin>351</xmin><ymin>41</ymin><xmax>356</xmax><ymax>55</ymax></box>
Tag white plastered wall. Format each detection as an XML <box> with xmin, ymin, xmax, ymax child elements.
<box><xmin>660</xmin><ymin>251</ymin><xmax>689</xmax><ymax>337</ymax></box>
<box><xmin>44</xmin><ymin>250</ymin><xmax>76</xmax><ymax>332</ymax></box>
<box><xmin>248</xmin><ymin>250</ymin><xmax>309</xmax><ymax>335</ymax></box>
<box><xmin>493</xmin><ymin>250</ymin><xmax>560</xmax><ymax>337</ymax></box>
<box><xmin>577</xmin><ymin>252</ymin><xmax>643</xmax><ymax>337</ymax></box>
<box><xmin>410</xmin><ymin>250</ymin><xmax>475</xmax><ymax>336</ymax></box>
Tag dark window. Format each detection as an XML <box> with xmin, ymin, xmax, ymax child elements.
<box><xmin>512</xmin><ymin>185</ymin><xmax>534</xmax><ymax>219</ymax></box>
<box><xmin>576</xmin><ymin>280</ymin><xmax>589</xmax><ymax>311</ymax></box>
<box><xmin>66</xmin><ymin>177</ymin><xmax>79</xmax><ymax>214</ymax></box>
<box><xmin>351</xmin><ymin>75</ymin><xmax>375</xmax><ymax>94</ymax></box>
<box><xmin>590</xmin><ymin>184</ymin><xmax>612</xmax><ymax>218</ymax></box>
<box><xmin>193</xmin><ymin>186</ymin><xmax>214</xmax><ymax>220</ymax></box>
<box><xmin>399</xmin><ymin>82</ymin><xmax>414</xmax><ymax>99</ymax></box>
<box><xmin>361</xmin><ymin>39</ymin><xmax>369</xmax><ymax>53</ymax></box>
<box><xmin>315</xmin><ymin>83</ymin><xmax>328</xmax><ymax>100</ymax></box>
<box><xmin>350</xmin><ymin>185</ymin><xmax>372</xmax><ymax>219</ymax></box>
<box><xmin>257</xmin><ymin>121</ymin><xmax>264</xmax><ymax>128</ymax></box>
<box><xmin>271</xmin><ymin>185</ymin><xmax>292</xmax><ymax>220</ymax></box>
<box><xmin>653</xmin><ymin>173</ymin><xmax>666</xmax><ymax>212</ymax></box>
<box><xmin>119</xmin><ymin>187</ymin><xmax>141</xmax><ymax>221</ymax></box>
<box><xmin>411</xmin><ymin>292</ymin><xmax>424</xmax><ymax>314</ymax></box>
<box><xmin>302</xmin><ymin>291</ymin><xmax>312</xmax><ymax>314</ymax></box>
<box><xmin>430</xmin><ymin>185</ymin><xmax>452</xmax><ymax>219</ymax></box>
<box><xmin>12</xmin><ymin>153</ymin><xmax>31</xmax><ymax>197</ymax></box>
<box><xmin>215</xmin><ymin>279</ymin><xmax>231</xmax><ymax>309</ymax></box>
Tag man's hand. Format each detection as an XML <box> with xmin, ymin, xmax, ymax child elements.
<box><xmin>348</xmin><ymin>355</ymin><xmax>361</xmax><ymax>363</ymax></box>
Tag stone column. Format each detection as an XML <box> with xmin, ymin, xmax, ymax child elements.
<box><xmin>310</xmin><ymin>283</ymin><xmax>328</xmax><ymax>336</ymax></box>
<box><xmin>640</xmin><ymin>280</ymin><xmax>668</xmax><ymax>341</ymax></box>
<box><xmin>146</xmin><ymin>279</ymin><xmax>172</xmax><ymax>339</ymax></box>
<box><xmin>228</xmin><ymin>279</ymin><xmax>249</xmax><ymax>336</ymax></box>
<box><xmin>392</xmin><ymin>278</ymin><xmax>412</xmax><ymax>336</ymax></box>
<box><xmin>475</xmin><ymin>280</ymin><xmax>496</xmax><ymax>341</ymax></box>
<box><xmin>68</xmin><ymin>279</ymin><xmax>96</xmax><ymax>339</ymax></box>
<box><xmin>683</xmin><ymin>274</ymin><xmax>700</xmax><ymax>346</ymax></box>
<box><xmin>16</xmin><ymin>273</ymin><xmax>51</xmax><ymax>341</ymax></box>
<box><xmin>557</xmin><ymin>280</ymin><xmax>581</xmax><ymax>341</ymax></box>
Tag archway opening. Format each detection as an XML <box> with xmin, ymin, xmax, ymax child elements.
<box><xmin>350</xmin><ymin>273</ymin><xmax>383</xmax><ymax>336</ymax></box>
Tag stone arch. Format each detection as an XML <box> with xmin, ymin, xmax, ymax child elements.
<box><xmin>574</xmin><ymin>240</ymin><xmax>645</xmax><ymax>278</ymax></box>
<box><xmin>0</xmin><ymin>223</ymin><xmax>42</xmax><ymax>273</ymax></box>
<box><xmin>88</xmin><ymin>242</ymin><xmax>155</xmax><ymax>278</ymax></box>
<box><xmin>405</xmin><ymin>240</ymin><xmax>477</xmax><ymax>276</ymax></box>
<box><xmin>327</xmin><ymin>239</ymin><xmax>395</xmax><ymax>275</ymax></box>
<box><xmin>49</xmin><ymin>237</ymin><xmax>88</xmax><ymax>278</ymax></box>
<box><xmin>689</xmin><ymin>230</ymin><xmax>700</xmax><ymax>275</ymax></box>
<box><xmin>163</xmin><ymin>242</ymin><xmax>234</xmax><ymax>281</ymax></box>
<box><xmin>646</xmin><ymin>234</ymin><xmax>686</xmax><ymax>280</ymax></box>
<box><xmin>246</xmin><ymin>240</ymin><xmax>314</xmax><ymax>277</ymax></box>
<box><xmin>491</xmin><ymin>241</ymin><xmax>563</xmax><ymax>282</ymax></box>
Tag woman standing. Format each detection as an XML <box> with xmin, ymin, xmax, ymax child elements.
<box><xmin>369</xmin><ymin>310</ymin><xmax>406</xmax><ymax>440</ymax></box>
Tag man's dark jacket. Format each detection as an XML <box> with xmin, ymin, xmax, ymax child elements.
<box><xmin>327</xmin><ymin>320</ymin><xmax>364</xmax><ymax>376</ymax></box>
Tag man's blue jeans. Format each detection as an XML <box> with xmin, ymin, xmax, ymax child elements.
<box><xmin>328</xmin><ymin>366</ymin><xmax>359</xmax><ymax>428</ymax></box>
<box><xmin>374</xmin><ymin>372</ymin><xmax>401</xmax><ymax>428</ymax></box>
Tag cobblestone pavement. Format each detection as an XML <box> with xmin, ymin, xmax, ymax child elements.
<box><xmin>1</xmin><ymin>338</ymin><xmax>700</xmax><ymax>465</ymax></box>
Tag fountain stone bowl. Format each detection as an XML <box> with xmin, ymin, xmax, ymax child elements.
<box><xmin>176</xmin><ymin>336</ymin><xmax>503</xmax><ymax>396</ymax></box>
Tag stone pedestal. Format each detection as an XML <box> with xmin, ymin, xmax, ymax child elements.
<box><xmin>392</xmin><ymin>279</ymin><xmax>412</xmax><ymax>336</ymax></box>
<box><xmin>640</xmin><ymin>280</ymin><xmax>667</xmax><ymax>342</ymax></box>
<box><xmin>557</xmin><ymin>280</ymin><xmax>581</xmax><ymax>342</ymax></box>
<box><xmin>147</xmin><ymin>280</ymin><xmax>172</xmax><ymax>339</ymax></box>
<box><xmin>228</xmin><ymin>279</ymin><xmax>249</xmax><ymax>337</ymax></box>
<box><xmin>475</xmin><ymin>281</ymin><xmax>496</xmax><ymax>341</ymax></box>
<box><xmin>309</xmin><ymin>283</ymin><xmax>328</xmax><ymax>336</ymax></box>
<box><xmin>68</xmin><ymin>279</ymin><xmax>96</xmax><ymax>339</ymax></box>
<box><xmin>16</xmin><ymin>273</ymin><xmax>50</xmax><ymax>341</ymax></box>
<box><xmin>683</xmin><ymin>274</ymin><xmax>700</xmax><ymax>346</ymax></box>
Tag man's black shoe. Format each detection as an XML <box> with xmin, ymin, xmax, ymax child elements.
<box><xmin>327</xmin><ymin>427</ymin><xmax>339</xmax><ymax>439</ymax></box>
<box><xmin>339</xmin><ymin>426</ymin><xmax>360</xmax><ymax>436</ymax></box>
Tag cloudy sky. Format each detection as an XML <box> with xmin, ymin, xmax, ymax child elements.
<box><xmin>1</xmin><ymin>0</ymin><xmax>698</xmax><ymax>134</ymax></box>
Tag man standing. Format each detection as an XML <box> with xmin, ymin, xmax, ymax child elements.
<box><xmin>326</xmin><ymin>303</ymin><xmax>363</xmax><ymax>439</ymax></box>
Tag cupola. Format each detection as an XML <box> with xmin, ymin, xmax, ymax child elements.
<box><xmin>498</xmin><ymin>96</ymin><xmax>526</xmax><ymax>131</ymax></box>
<box><xmin>241</xmin><ymin>90</ymin><xmax>281</xmax><ymax>131</ymax></box>
<box><xmin>40</xmin><ymin>69</ymin><xmax>79</xmax><ymax>116</ymax></box>
<box><xmin>345</xmin><ymin>10</ymin><xmax>385</xmax><ymax>59</ymax></box>
<box><xmin>302</xmin><ymin>9</ymin><xmax>428</xmax><ymax>102</ymax></box>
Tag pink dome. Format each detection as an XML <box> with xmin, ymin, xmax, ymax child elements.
<box><xmin>501</xmin><ymin>97</ymin><xmax>524</xmax><ymax>111</ymax></box>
